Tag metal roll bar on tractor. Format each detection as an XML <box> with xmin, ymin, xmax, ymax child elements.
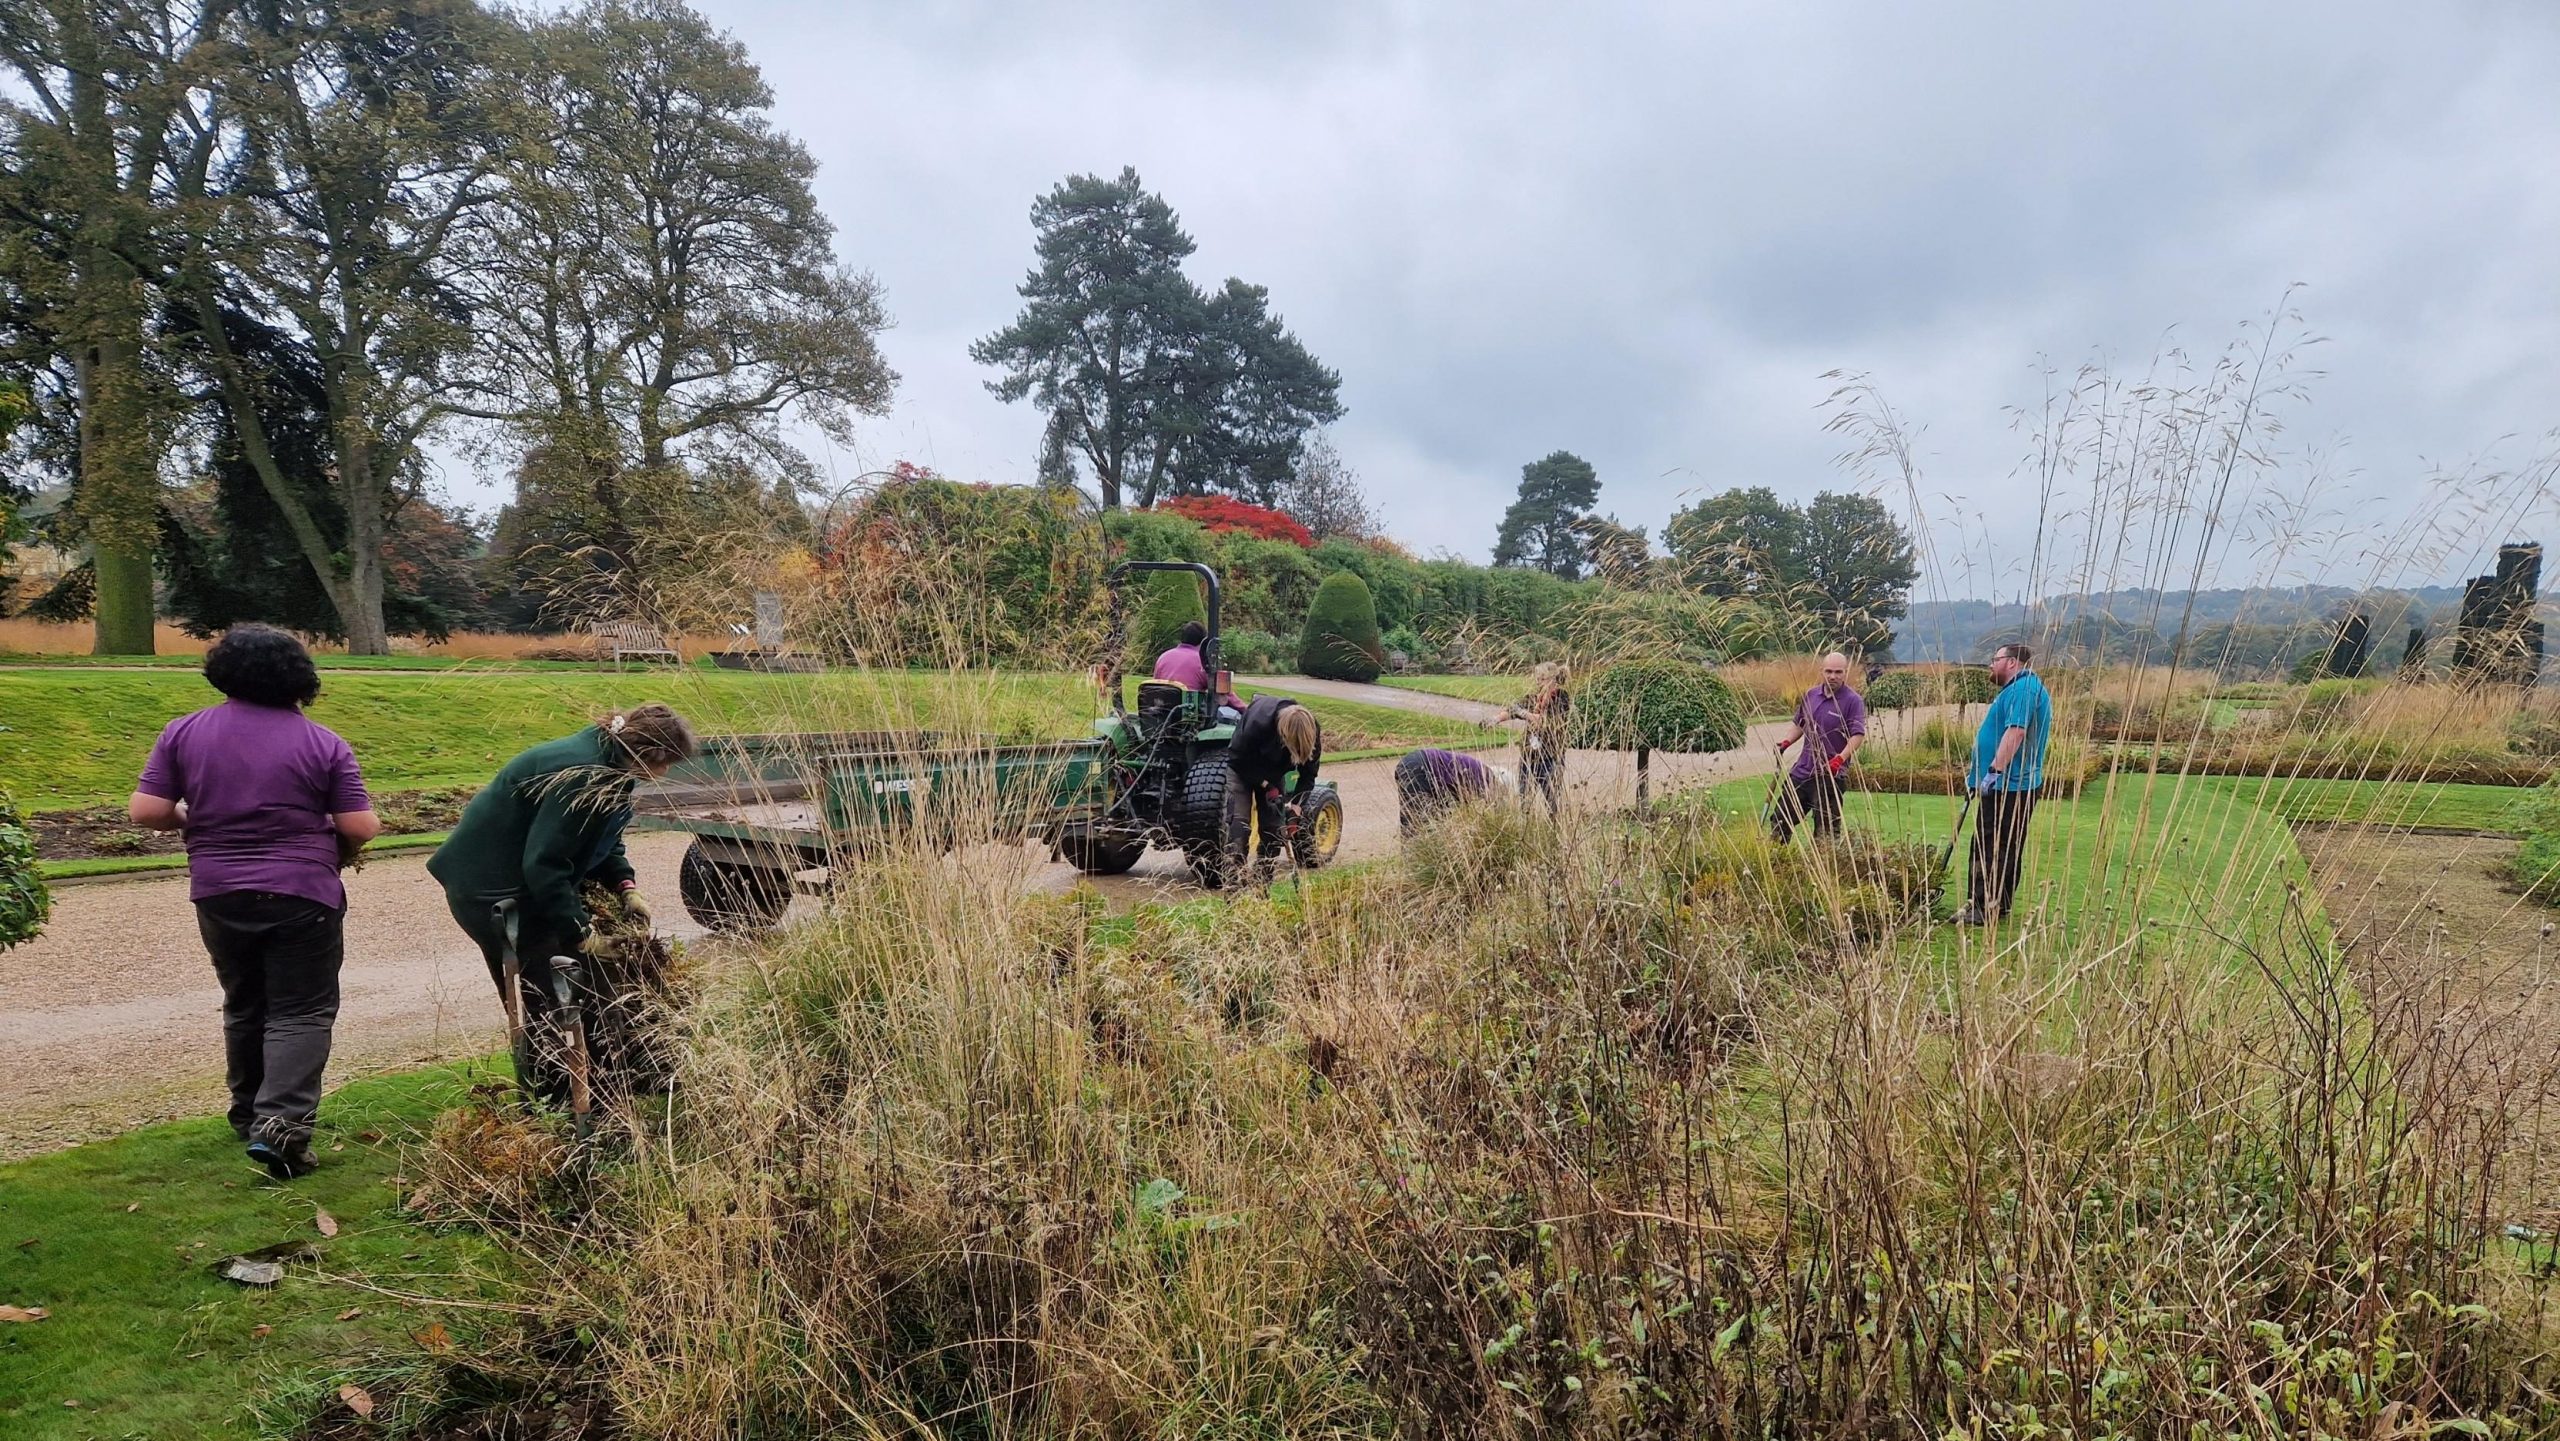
<box><xmin>1099</xmin><ymin>560</ymin><xmax>1225</xmax><ymax>714</ymax></box>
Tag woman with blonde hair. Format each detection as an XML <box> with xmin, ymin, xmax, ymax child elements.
<box><xmin>428</xmin><ymin>703</ymin><xmax>696</xmax><ymax>1103</ymax></box>
<box><xmin>1222</xmin><ymin>694</ymin><xmax>1323</xmax><ymax>883</ymax></box>
<box><xmin>1502</xmin><ymin>661</ymin><xmax>1572</xmax><ymax>817</ymax></box>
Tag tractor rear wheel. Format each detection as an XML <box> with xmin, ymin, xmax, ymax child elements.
<box><xmin>1175</xmin><ymin>754</ymin><xmax>1237</xmax><ymax>888</ymax></box>
<box><xmin>677</xmin><ymin>841</ymin><xmax>794</xmax><ymax>933</ymax></box>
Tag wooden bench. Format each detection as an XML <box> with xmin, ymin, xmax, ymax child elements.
<box><xmin>593</xmin><ymin>619</ymin><xmax>681</xmax><ymax>669</ymax></box>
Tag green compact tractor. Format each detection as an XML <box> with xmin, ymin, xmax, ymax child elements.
<box><xmin>1053</xmin><ymin>561</ymin><xmax>1343</xmax><ymax>884</ymax></box>
<box><xmin>638</xmin><ymin>561</ymin><xmax>1343</xmax><ymax>930</ymax></box>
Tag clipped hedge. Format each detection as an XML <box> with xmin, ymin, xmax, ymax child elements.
<box><xmin>1300</xmin><ymin>572</ymin><xmax>1386</xmax><ymax>682</ymax></box>
<box><xmin>1867</xmin><ymin>666</ymin><xmax>1996</xmax><ymax>710</ymax></box>
<box><xmin>0</xmin><ymin>788</ymin><xmax>49</xmax><ymax>949</ymax></box>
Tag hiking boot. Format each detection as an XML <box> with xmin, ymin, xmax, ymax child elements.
<box><xmin>247</xmin><ymin>1120</ymin><xmax>318</xmax><ymax>1180</ymax></box>
<box><xmin>1952</xmin><ymin>906</ymin><xmax>1987</xmax><ymax>926</ymax></box>
<box><xmin>246</xmin><ymin>1139</ymin><xmax>317</xmax><ymax>1180</ymax></box>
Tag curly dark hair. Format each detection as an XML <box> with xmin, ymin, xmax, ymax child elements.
<box><xmin>203</xmin><ymin>624</ymin><xmax>322</xmax><ymax>708</ymax></box>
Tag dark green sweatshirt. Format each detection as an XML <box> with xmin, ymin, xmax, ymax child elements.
<box><xmin>426</xmin><ymin>728</ymin><xmax>638</xmax><ymax>943</ymax></box>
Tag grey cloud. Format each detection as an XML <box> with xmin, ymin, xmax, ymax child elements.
<box><xmin>485</xmin><ymin>0</ymin><xmax>2560</xmax><ymax>593</ymax></box>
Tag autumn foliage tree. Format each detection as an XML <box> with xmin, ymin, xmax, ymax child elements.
<box><xmin>1159</xmin><ymin>495</ymin><xmax>1313</xmax><ymax>548</ymax></box>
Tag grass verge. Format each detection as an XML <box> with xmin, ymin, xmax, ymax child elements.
<box><xmin>0</xmin><ymin>671</ymin><xmax>1496</xmax><ymax>814</ymax></box>
<box><xmin>0</xmin><ymin>1060</ymin><xmax>515</xmax><ymax>1441</ymax></box>
<box><xmin>1378</xmin><ymin>673</ymin><xmax>1525</xmax><ymax>705</ymax></box>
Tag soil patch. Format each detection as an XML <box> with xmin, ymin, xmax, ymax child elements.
<box><xmin>2300</xmin><ymin>826</ymin><xmax>2560</xmax><ymax>1228</ymax></box>
<box><xmin>32</xmin><ymin>786</ymin><xmax>475</xmax><ymax>861</ymax></box>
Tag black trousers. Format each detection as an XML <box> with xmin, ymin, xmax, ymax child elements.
<box><xmin>442</xmin><ymin>889</ymin><xmax>599</xmax><ymax>1107</ymax></box>
<box><xmin>1221</xmin><ymin>770</ymin><xmax>1288</xmax><ymax>879</ymax></box>
<box><xmin>196</xmin><ymin>891</ymin><xmax>346</xmax><ymax>1149</ymax></box>
<box><xmin>1967</xmin><ymin>786</ymin><xmax>2041</xmax><ymax>917</ymax></box>
<box><xmin>1770</xmin><ymin>770</ymin><xmax>1843</xmax><ymax>844</ymax></box>
<box><xmin>1521</xmin><ymin>751</ymin><xmax>1564</xmax><ymax>817</ymax></box>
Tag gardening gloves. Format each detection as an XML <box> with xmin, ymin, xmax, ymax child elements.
<box><xmin>619</xmin><ymin>886</ymin><xmax>653</xmax><ymax>927</ymax></box>
<box><xmin>1827</xmin><ymin>754</ymin><xmax>1847</xmax><ymax>776</ymax></box>
<box><xmin>1975</xmin><ymin>770</ymin><xmax>2002</xmax><ymax>796</ymax></box>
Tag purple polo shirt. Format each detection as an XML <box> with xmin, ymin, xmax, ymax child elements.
<box><xmin>1152</xmin><ymin>643</ymin><xmax>1210</xmax><ymax>690</ymax></box>
<box><xmin>1412</xmin><ymin>748</ymin><xmax>1494</xmax><ymax>791</ymax></box>
<box><xmin>136</xmin><ymin>700</ymin><xmax>370</xmax><ymax>909</ymax></box>
<box><xmin>1790</xmin><ymin>683</ymin><xmax>1867</xmax><ymax>781</ymax></box>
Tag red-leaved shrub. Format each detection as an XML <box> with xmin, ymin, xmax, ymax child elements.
<box><xmin>1158</xmin><ymin>496</ymin><xmax>1314</xmax><ymax>548</ymax></box>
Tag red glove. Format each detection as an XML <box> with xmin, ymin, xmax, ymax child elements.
<box><xmin>1827</xmin><ymin>754</ymin><xmax>1847</xmax><ymax>776</ymax></box>
<box><xmin>1776</xmin><ymin>737</ymin><xmax>1795</xmax><ymax>753</ymax></box>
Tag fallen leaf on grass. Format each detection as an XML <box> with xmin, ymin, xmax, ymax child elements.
<box><xmin>0</xmin><ymin>1304</ymin><xmax>50</xmax><ymax>1322</ymax></box>
<box><xmin>14</xmin><ymin>1237</ymin><xmax>35</xmax><ymax>1250</ymax></box>
<box><xmin>124</xmin><ymin>1203</ymin><xmax>138</xmax><ymax>1213</ymax></box>
<box><xmin>314</xmin><ymin>1206</ymin><xmax>340</xmax><ymax>1238</ymax></box>
<box><xmin>357</xmin><ymin>1130</ymin><xmax>383</xmax><ymax>1144</ymax></box>
<box><xmin>414</xmin><ymin>1321</ymin><xmax>452</xmax><ymax>1351</ymax></box>
<box><xmin>252</xmin><ymin>1324</ymin><xmax>273</xmax><ymax>1339</ymax></box>
<box><xmin>336</xmin><ymin>1307</ymin><xmax>363</xmax><ymax>1322</ymax></box>
<box><xmin>212</xmin><ymin>1240</ymin><xmax>322</xmax><ymax>1287</ymax></box>
<box><xmin>339</xmin><ymin>1384</ymin><xmax>375</xmax><ymax>1418</ymax></box>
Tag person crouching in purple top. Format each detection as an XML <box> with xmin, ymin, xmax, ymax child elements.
<box><xmin>1769</xmin><ymin>650</ymin><xmax>1867</xmax><ymax>844</ymax></box>
<box><xmin>127</xmin><ymin>625</ymin><xmax>380</xmax><ymax>1179</ymax></box>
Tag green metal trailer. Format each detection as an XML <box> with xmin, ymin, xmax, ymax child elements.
<box><xmin>635</xmin><ymin>562</ymin><xmax>1345</xmax><ymax>932</ymax></box>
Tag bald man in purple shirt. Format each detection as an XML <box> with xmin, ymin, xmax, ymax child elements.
<box><xmin>1770</xmin><ymin>651</ymin><xmax>1866</xmax><ymax>844</ymax></box>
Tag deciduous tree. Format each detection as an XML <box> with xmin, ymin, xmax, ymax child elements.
<box><xmin>0</xmin><ymin>0</ymin><xmax>229</xmax><ymax>652</ymax></box>
<box><xmin>462</xmin><ymin>0</ymin><xmax>894</xmax><ymax>617</ymax></box>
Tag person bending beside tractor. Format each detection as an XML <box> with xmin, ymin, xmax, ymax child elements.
<box><xmin>1500</xmin><ymin>662</ymin><xmax>1572</xmax><ymax>817</ymax></box>
<box><xmin>428</xmin><ymin>704</ymin><xmax>696</xmax><ymax>1104</ymax></box>
<box><xmin>1769</xmin><ymin>651</ymin><xmax>1867</xmax><ymax>844</ymax></box>
<box><xmin>128</xmin><ymin>625</ymin><xmax>381</xmax><ymax>1180</ymax></box>
<box><xmin>1223</xmin><ymin>695</ymin><xmax>1323</xmax><ymax>882</ymax></box>
<box><xmin>1959</xmin><ymin>643</ymin><xmax>2053</xmax><ymax>925</ymax></box>
<box><xmin>1393</xmin><ymin>747</ymin><xmax>1512</xmax><ymax>835</ymax></box>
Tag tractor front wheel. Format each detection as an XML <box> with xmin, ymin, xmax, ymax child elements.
<box><xmin>1291</xmin><ymin>788</ymin><xmax>1344</xmax><ymax>868</ymax></box>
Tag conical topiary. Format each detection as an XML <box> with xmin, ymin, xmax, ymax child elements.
<box><xmin>1299</xmin><ymin>571</ymin><xmax>1386</xmax><ymax>682</ymax></box>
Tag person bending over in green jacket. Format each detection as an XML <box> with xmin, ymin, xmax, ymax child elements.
<box><xmin>428</xmin><ymin>704</ymin><xmax>696</xmax><ymax>1103</ymax></box>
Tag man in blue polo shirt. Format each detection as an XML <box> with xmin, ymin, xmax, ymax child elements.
<box><xmin>1960</xmin><ymin>641</ymin><xmax>2053</xmax><ymax>925</ymax></box>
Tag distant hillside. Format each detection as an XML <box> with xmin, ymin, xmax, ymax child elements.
<box><xmin>1897</xmin><ymin>586</ymin><xmax>2471</xmax><ymax>665</ymax></box>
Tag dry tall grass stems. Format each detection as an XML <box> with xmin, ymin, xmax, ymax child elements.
<box><xmin>395</xmin><ymin>308</ymin><xmax>2560</xmax><ymax>1435</ymax></box>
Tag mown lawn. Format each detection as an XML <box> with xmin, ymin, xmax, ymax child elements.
<box><xmin>0</xmin><ymin>1061</ymin><xmax>515</xmax><ymax>1441</ymax></box>
<box><xmin>0</xmin><ymin>670</ymin><xmax>1497</xmax><ymax>814</ymax></box>
<box><xmin>1697</xmin><ymin>768</ymin><xmax>2315</xmax><ymax>955</ymax></box>
<box><xmin>1380</xmin><ymin>674</ymin><xmax>1527</xmax><ymax>705</ymax></box>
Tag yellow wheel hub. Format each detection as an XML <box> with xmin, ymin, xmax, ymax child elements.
<box><xmin>1312</xmin><ymin>802</ymin><xmax>1342</xmax><ymax>855</ymax></box>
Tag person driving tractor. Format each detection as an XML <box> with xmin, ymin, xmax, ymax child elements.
<box><xmin>1224</xmin><ymin>694</ymin><xmax>1322</xmax><ymax>881</ymax></box>
<box><xmin>1153</xmin><ymin>620</ymin><xmax>1240</xmax><ymax>710</ymax></box>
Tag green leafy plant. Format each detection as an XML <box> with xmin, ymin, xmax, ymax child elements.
<box><xmin>1866</xmin><ymin>666</ymin><xmax>1995</xmax><ymax>710</ymax></box>
<box><xmin>0</xmin><ymin>788</ymin><xmax>51</xmax><ymax>949</ymax></box>
<box><xmin>1570</xmin><ymin>658</ymin><xmax>1745</xmax><ymax>808</ymax></box>
<box><xmin>1299</xmin><ymin>571</ymin><xmax>1386</xmax><ymax>682</ymax></box>
<box><xmin>1129</xmin><ymin>569</ymin><xmax>1209</xmax><ymax>669</ymax></box>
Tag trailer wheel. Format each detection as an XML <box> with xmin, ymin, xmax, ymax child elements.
<box><xmin>1058</xmin><ymin>826</ymin><xmax>1147</xmax><ymax>876</ymax></box>
<box><xmin>1291</xmin><ymin>788</ymin><xmax>1344</xmax><ymax>868</ymax></box>
<box><xmin>678</xmin><ymin>841</ymin><xmax>794</xmax><ymax>933</ymax></box>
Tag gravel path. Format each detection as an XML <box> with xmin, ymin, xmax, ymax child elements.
<box><xmin>3</xmin><ymin>699</ymin><xmax>1944</xmax><ymax>1154</ymax></box>
<box><xmin>1241</xmin><ymin>675</ymin><xmax>1507</xmax><ymax>724</ymax></box>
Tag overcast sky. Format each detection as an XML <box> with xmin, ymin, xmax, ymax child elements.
<box><xmin>464</xmin><ymin>1</ymin><xmax>2560</xmax><ymax>599</ymax></box>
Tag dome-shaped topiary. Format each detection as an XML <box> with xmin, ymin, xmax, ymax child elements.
<box><xmin>1867</xmin><ymin>666</ymin><xmax>1993</xmax><ymax>710</ymax></box>
<box><xmin>1299</xmin><ymin>571</ymin><xmax>1386</xmax><ymax>682</ymax></box>
<box><xmin>1569</xmin><ymin>659</ymin><xmax>1746</xmax><ymax>808</ymax></box>
<box><xmin>0</xmin><ymin>789</ymin><xmax>50</xmax><ymax>951</ymax></box>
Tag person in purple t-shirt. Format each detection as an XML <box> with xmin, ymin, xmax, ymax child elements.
<box><xmin>128</xmin><ymin>626</ymin><xmax>380</xmax><ymax>1179</ymax></box>
<box><xmin>1769</xmin><ymin>651</ymin><xmax>1867</xmax><ymax>844</ymax></box>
